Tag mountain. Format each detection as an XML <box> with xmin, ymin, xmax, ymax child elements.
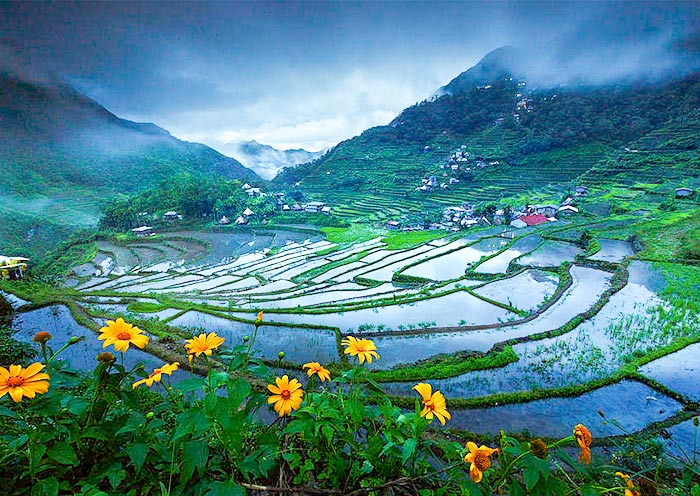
<box><xmin>274</xmin><ymin>47</ymin><xmax>700</xmax><ymax>223</ymax></box>
<box><xmin>0</xmin><ymin>69</ymin><xmax>258</xmax><ymax>257</ymax></box>
<box><xmin>218</xmin><ymin>140</ymin><xmax>325</xmax><ymax>180</ymax></box>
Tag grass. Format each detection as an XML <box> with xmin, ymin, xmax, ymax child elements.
<box><xmin>381</xmin><ymin>230</ymin><xmax>450</xmax><ymax>249</ymax></box>
<box><xmin>321</xmin><ymin>224</ymin><xmax>383</xmax><ymax>244</ymax></box>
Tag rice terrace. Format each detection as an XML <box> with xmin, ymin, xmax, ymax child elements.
<box><xmin>2</xmin><ymin>1</ymin><xmax>700</xmax><ymax>494</ymax></box>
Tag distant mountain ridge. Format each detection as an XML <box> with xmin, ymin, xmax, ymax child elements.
<box><xmin>219</xmin><ymin>140</ymin><xmax>325</xmax><ymax>180</ymax></box>
<box><xmin>0</xmin><ymin>70</ymin><xmax>258</xmax><ymax>196</ymax></box>
<box><xmin>0</xmin><ymin>68</ymin><xmax>258</xmax><ymax>257</ymax></box>
<box><xmin>275</xmin><ymin>45</ymin><xmax>700</xmax><ymax>222</ymax></box>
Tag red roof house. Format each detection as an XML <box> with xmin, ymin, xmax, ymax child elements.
<box><xmin>519</xmin><ymin>214</ymin><xmax>549</xmax><ymax>226</ymax></box>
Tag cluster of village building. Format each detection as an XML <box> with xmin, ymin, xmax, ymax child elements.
<box><xmin>416</xmin><ymin>146</ymin><xmax>504</xmax><ymax>192</ymax></box>
<box><xmin>389</xmin><ymin>186</ymin><xmax>588</xmax><ymax>232</ymax></box>
<box><xmin>131</xmin><ymin>182</ymin><xmax>333</xmax><ymax>236</ymax></box>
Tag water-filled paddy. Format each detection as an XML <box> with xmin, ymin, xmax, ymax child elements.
<box><xmin>589</xmin><ymin>239</ymin><xmax>634</xmax><ymax>263</ymax></box>
<box><xmin>445</xmin><ymin>380</ymin><xmax>681</xmax><ymax>437</ymax></box>
<box><xmin>516</xmin><ymin>240</ymin><xmax>583</xmax><ymax>267</ymax></box>
<box><xmin>639</xmin><ymin>343</ymin><xmax>700</xmax><ymax>401</ymax></box>
<box><xmin>473</xmin><ymin>269</ymin><xmax>559</xmax><ymax>311</ymax></box>
<box><xmin>401</xmin><ymin>238</ymin><xmax>505</xmax><ymax>281</ymax></box>
<box><xmin>169</xmin><ymin>311</ymin><xmax>339</xmax><ymax>364</ymax></box>
<box><xmin>369</xmin><ymin>266</ymin><xmax>611</xmax><ymax>368</ymax></box>
<box><xmin>255</xmin><ymin>289</ymin><xmax>517</xmax><ymax>331</ymax></box>
<box><xmin>474</xmin><ymin>235</ymin><xmax>542</xmax><ymax>274</ymax></box>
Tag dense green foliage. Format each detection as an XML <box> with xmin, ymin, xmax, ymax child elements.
<box><xmin>99</xmin><ymin>174</ymin><xmax>275</xmax><ymax>231</ymax></box>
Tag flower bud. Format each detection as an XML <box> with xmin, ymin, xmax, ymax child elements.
<box><xmin>97</xmin><ymin>352</ymin><xmax>116</xmax><ymax>364</ymax></box>
<box><xmin>67</xmin><ymin>336</ymin><xmax>85</xmax><ymax>345</ymax></box>
<box><xmin>33</xmin><ymin>331</ymin><xmax>52</xmax><ymax>343</ymax></box>
<box><xmin>694</xmin><ymin>417</ymin><xmax>699</xmax><ymax>427</ymax></box>
<box><xmin>278</xmin><ymin>351</ymin><xmax>285</xmax><ymax>360</ymax></box>
<box><xmin>145</xmin><ymin>412</ymin><xmax>155</xmax><ymax>420</ymax></box>
<box><xmin>243</xmin><ymin>335</ymin><xmax>250</xmax><ymax>343</ymax></box>
<box><xmin>530</xmin><ymin>438</ymin><xmax>549</xmax><ymax>459</ymax></box>
<box><xmin>255</xmin><ymin>311</ymin><xmax>264</xmax><ymax>325</ymax></box>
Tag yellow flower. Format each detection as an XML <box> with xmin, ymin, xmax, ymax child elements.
<box><xmin>302</xmin><ymin>362</ymin><xmax>331</xmax><ymax>382</ymax></box>
<box><xmin>413</xmin><ymin>383</ymin><xmax>451</xmax><ymax>425</ymax></box>
<box><xmin>341</xmin><ymin>336</ymin><xmax>379</xmax><ymax>364</ymax></box>
<box><xmin>615</xmin><ymin>472</ymin><xmax>640</xmax><ymax>496</ymax></box>
<box><xmin>464</xmin><ymin>442</ymin><xmax>498</xmax><ymax>483</ymax></box>
<box><xmin>185</xmin><ymin>332</ymin><xmax>225</xmax><ymax>357</ymax></box>
<box><xmin>132</xmin><ymin>362</ymin><xmax>180</xmax><ymax>389</ymax></box>
<box><xmin>98</xmin><ymin>318</ymin><xmax>148</xmax><ymax>353</ymax></box>
<box><xmin>573</xmin><ymin>424</ymin><xmax>592</xmax><ymax>465</ymax></box>
<box><xmin>0</xmin><ymin>363</ymin><xmax>50</xmax><ymax>403</ymax></box>
<box><xmin>267</xmin><ymin>375</ymin><xmax>303</xmax><ymax>417</ymax></box>
<box><xmin>255</xmin><ymin>311</ymin><xmax>264</xmax><ymax>324</ymax></box>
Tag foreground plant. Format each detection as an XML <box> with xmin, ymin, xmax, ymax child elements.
<box><xmin>413</xmin><ymin>382</ymin><xmax>451</xmax><ymax>425</ymax></box>
<box><xmin>341</xmin><ymin>335</ymin><xmax>380</xmax><ymax>364</ymax></box>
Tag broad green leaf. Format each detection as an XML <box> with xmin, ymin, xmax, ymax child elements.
<box><xmin>125</xmin><ymin>443</ymin><xmax>149</xmax><ymax>473</ymax></box>
<box><xmin>227</xmin><ymin>377</ymin><xmax>251</xmax><ymax>410</ymax></box>
<box><xmin>47</xmin><ymin>442</ymin><xmax>78</xmax><ymax>466</ymax></box>
<box><xmin>401</xmin><ymin>438</ymin><xmax>417</xmax><ymax>466</ymax></box>
<box><xmin>31</xmin><ymin>477</ymin><xmax>58</xmax><ymax>496</ymax></box>
<box><xmin>182</xmin><ymin>439</ymin><xmax>209</xmax><ymax>484</ymax></box>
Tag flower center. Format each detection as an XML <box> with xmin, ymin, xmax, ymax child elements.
<box><xmin>117</xmin><ymin>331</ymin><xmax>132</xmax><ymax>340</ymax></box>
<box><xmin>474</xmin><ymin>452</ymin><xmax>491</xmax><ymax>471</ymax></box>
<box><xmin>424</xmin><ymin>399</ymin><xmax>436</xmax><ymax>412</ymax></box>
<box><xmin>7</xmin><ymin>376</ymin><xmax>24</xmax><ymax>387</ymax></box>
<box><xmin>281</xmin><ymin>390</ymin><xmax>291</xmax><ymax>400</ymax></box>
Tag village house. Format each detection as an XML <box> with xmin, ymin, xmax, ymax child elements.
<box><xmin>557</xmin><ymin>206</ymin><xmax>579</xmax><ymax>216</ymax></box>
<box><xmin>304</xmin><ymin>201</ymin><xmax>327</xmax><ymax>213</ymax></box>
<box><xmin>131</xmin><ymin>226</ymin><xmax>155</xmax><ymax>237</ymax></box>
<box><xmin>675</xmin><ymin>187</ymin><xmax>694</xmax><ymax>198</ymax></box>
<box><xmin>162</xmin><ymin>211</ymin><xmax>182</xmax><ymax>221</ymax></box>
<box><xmin>246</xmin><ymin>187</ymin><xmax>264</xmax><ymax>197</ymax></box>
<box><xmin>291</xmin><ymin>203</ymin><xmax>303</xmax><ymax>211</ymax></box>
<box><xmin>535</xmin><ymin>204</ymin><xmax>559</xmax><ymax>217</ymax></box>
<box><xmin>235</xmin><ymin>216</ymin><xmax>248</xmax><ymax>225</ymax></box>
<box><xmin>575</xmin><ymin>186</ymin><xmax>588</xmax><ymax>197</ymax></box>
<box><xmin>510</xmin><ymin>214</ymin><xmax>549</xmax><ymax>229</ymax></box>
<box><xmin>386</xmin><ymin>220</ymin><xmax>400</xmax><ymax>229</ymax></box>
<box><xmin>241</xmin><ymin>183</ymin><xmax>252</xmax><ymax>191</ymax></box>
<box><xmin>242</xmin><ymin>208</ymin><xmax>254</xmax><ymax>217</ymax></box>
<box><xmin>218</xmin><ymin>216</ymin><xmax>231</xmax><ymax>225</ymax></box>
<box><xmin>282</xmin><ymin>204</ymin><xmax>290</xmax><ymax>212</ymax></box>
<box><xmin>321</xmin><ymin>206</ymin><xmax>332</xmax><ymax>215</ymax></box>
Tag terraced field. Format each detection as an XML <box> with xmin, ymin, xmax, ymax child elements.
<box><xmin>6</xmin><ymin>217</ymin><xmax>699</xmax><ymax>452</ymax></box>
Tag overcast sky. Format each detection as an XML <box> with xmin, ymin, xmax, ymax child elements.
<box><xmin>1</xmin><ymin>1</ymin><xmax>697</xmax><ymax>152</ymax></box>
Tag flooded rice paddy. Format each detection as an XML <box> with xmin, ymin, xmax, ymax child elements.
<box><xmin>6</xmin><ymin>225</ymin><xmax>695</xmax><ymax>448</ymax></box>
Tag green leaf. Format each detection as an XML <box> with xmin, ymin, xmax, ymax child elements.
<box><xmin>105</xmin><ymin>463</ymin><xmax>127</xmax><ymax>489</ymax></box>
<box><xmin>204</xmin><ymin>480</ymin><xmax>245</xmax><ymax>496</ymax></box>
<box><xmin>47</xmin><ymin>442</ymin><xmax>78</xmax><ymax>466</ymax></box>
<box><xmin>125</xmin><ymin>443</ymin><xmax>149</xmax><ymax>473</ymax></box>
<box><xmin>29</xmin><ymin>443</ymin><xmax>47</xmax><ymax>470</ymax></box>
<box><xmin>401</xmin><ymin>438</ymin><xmax>417</xmax><ymax>466</ymax></box>
<box><xmin>0</xmin><ymin>405</ymin><xmax>18</xmax><ymax>418</ymax></box>
<box><xmin>182</xmin><ymin>439</ymin><xmax>209</xmax><ymax>484</ymax></box>
<box><xmin>67</xmin><ymin>399</ymin><xmax>90</xmax><ymax>416</ymax></box>
<box><xmin>360</xmin><ymin>460</ymin><xmax>374</xmax><ymax>475</ymax></box>
<box><xmin>227</xmin><ymin>377</ymin><xmax>251</xmax><ymax>410</ymax></box>
<box><xmin>32</xmin><ymin>477</ymin><xmax>59</xmax><ymax>496</ymax></box>
<box><xmin>692</xmin><ymin>484</ymin><xmax>700</xmax><ymax>496</ymax></box>
<box><xmin>580</xmin><ymin>485</ymin><xmax>601</xmax><ymax>496</ymax></box>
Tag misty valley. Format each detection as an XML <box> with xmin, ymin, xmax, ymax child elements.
<box><xmin>2</xmin><ymin>2</ymin><xmax>700</xmax><ymax>494</ymax></box>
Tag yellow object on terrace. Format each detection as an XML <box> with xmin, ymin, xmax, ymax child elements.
<box><xmin>413</xmin><ymin>383</ymin><xmax>451</xmax><ymax>425</ymax></box>
<box><xmin>267</xmin><ymin>375</ymin><xmax>304</xmax><ymax>417</ymax></box>
<box><xmin>341</xmin><ymin>336</ymin><xmax>380</xmax><ymax>364</ymax></box>
<box><xmin>0</xmin><ymin>363</ymin><xmax>50</xmax><ymax>403</ymax></box>
<box><xmin>132</xmin><ymin>362</ymin><xmax>180</xmax><ymax>389</ymax></box>
<box><xmin>302</xmin><ymin>362</ymin><xmax>331</xmax><ymax>382</ymax></box>
<box><xmin>98</xmin><ymin>318</ymin><xmax>149</xmax><ymax>353</ymax></box>
<box><xmin>464</xmin><ymin>442</ymin><xmax>498</xmax><ymax>484</ymax></box>
<box><xmin>185</xmin><ymin>332</ymin><xmax>225</xmax><ymax>357</ymax></box>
